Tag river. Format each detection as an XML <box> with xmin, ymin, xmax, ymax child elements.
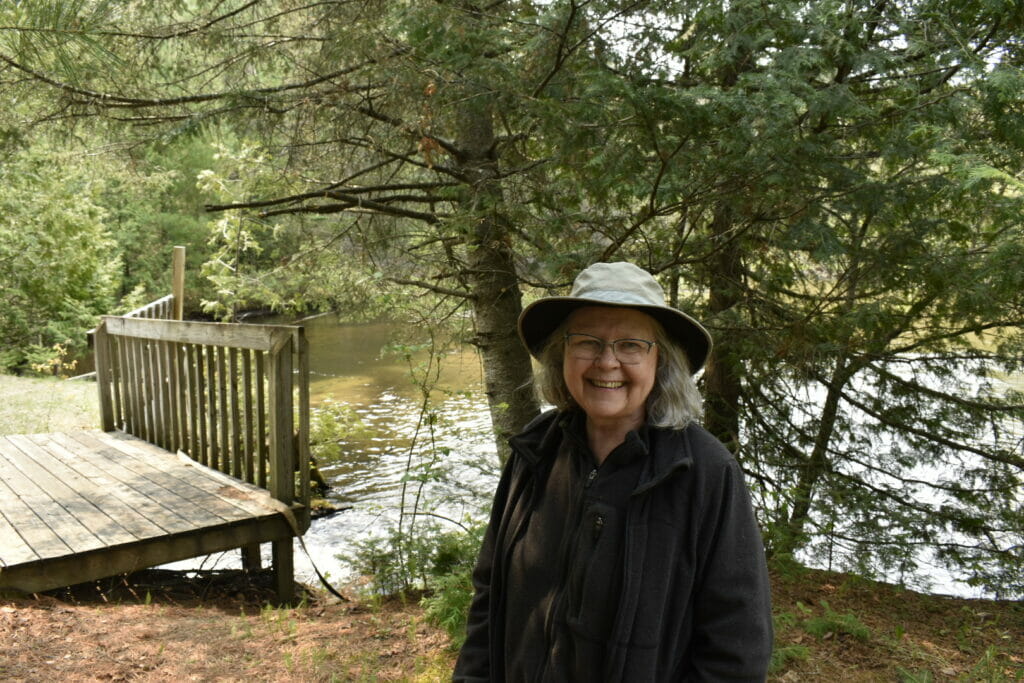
<box><xmin>165</xmin><ymin>314</ymin><xmax>501</xmax><ymax>588</ymax></box>
<box><xmin>166</xmin><ymin>315</ymin><xmax>1018</xmax><ymax>599</ymax></box>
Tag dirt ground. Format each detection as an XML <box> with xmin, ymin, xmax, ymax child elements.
<box><xmin>1</xmin><ymin>566</ymin><xmax>1022</xmax><ymax>682</ymax></box>
<box><xmin>0</xmin><ymin>570</ymin><xmax>455</xmax><ymax>682</ymax></box>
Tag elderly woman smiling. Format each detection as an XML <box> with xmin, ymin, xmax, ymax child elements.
<box><xmin>454</xmin><ymin>262</ymin><xmax>773</xmax><ymax>682</ymax></box>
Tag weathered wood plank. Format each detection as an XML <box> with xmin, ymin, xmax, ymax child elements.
<box><xmin>64</xmin><ymin>431</ymin><xmax>231</xmax><ymax>529</ymax></box>
<box><xmin>0</xmin><ymin>513</ymin><xmax>294</xmax><ymax>595</ymax></box>
<box><xmin>0</xmin><ymin>475</ymin><xmax>70</xmax><ymax>561</ymax></box>
<box><xmin>81</xmin><ymin>432</ymin><xmax>263</xmax><ymax>523</ymax></box>
<box><xmin>0</xmin><ymin>440</ymin><xmax>104</xmax><ymax>554</ymax></box>
<box><xmin>103</xmin><ymin>316</ymin><xmax>296</xmax><ymax>352</ymax></box>
<box><xmin>86</xmin><ymin>432</ymin><xmax>281</xmax><ymax>521</ymax></box>
<box><xmin>41</xmin><ymin>433</ymin><xmax>197</xmax><ymax>536</ymax></box>
<box><xmin>0</xmin><ymin>501</ymin><xmax>40</xmax><ymax>566</ymax></box>
<box><xmin>24</xmin><ymin>434</ymin><xmax>166</xmax><ymax>541</ymax></box>
<box><xmin>5</xmin><ymin>435</ymin><xmax>137</xmax><ymax>547</ymax></box>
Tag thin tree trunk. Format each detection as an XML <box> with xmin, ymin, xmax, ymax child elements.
<box><xmin>778</xmin><ymin>358</ymin><xmax>855</xmax><ymax>556</ymax></box>
<box><xmin>702</xmin><ymin>205</ymin><xmax>744</xmax><ymax>454</ymax></box>
<box><xmin>456</xmin><ymin>93</ymin><xmax>539</xmax><ymax>464</ymax></box>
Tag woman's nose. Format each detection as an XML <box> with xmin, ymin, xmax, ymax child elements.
<box><xmin>593</xmin><ymin>343</ymin><xmax>621</xmax><ymax>367</ymax></box>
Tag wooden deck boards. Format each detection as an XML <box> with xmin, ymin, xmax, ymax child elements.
<box><xmin>0</xmin><ymin>430</ymin><xmax>302</xmax><ymax>594</ymax></box>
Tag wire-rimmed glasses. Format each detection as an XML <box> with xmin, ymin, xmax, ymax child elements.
<box><xmin>563</xmin><ymin>332</ymin><xmax>656</xmax><ymax>365</ymax></box>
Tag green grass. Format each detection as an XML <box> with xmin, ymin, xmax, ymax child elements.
<box><xmin>0</xmin><ymin>373</ymin><xmax>100</xmax><ymax>434</ymax></box>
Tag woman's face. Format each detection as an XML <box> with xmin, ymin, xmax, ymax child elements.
<box><xmin>563</xmin><ymin>306</ymin><xmax>659</xmax><ymax>434</ymax></box>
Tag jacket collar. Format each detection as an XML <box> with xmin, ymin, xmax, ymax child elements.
<box><xmin>509</xmin><ymin>409</ymin><xmax>694</xmax><ymax>494</ymax></box>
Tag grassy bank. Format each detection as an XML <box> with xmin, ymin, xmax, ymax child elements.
<box><xmin>0</xmin><ymin>373</ymin><xmax>99</xmax><ymax>435</ymax></box>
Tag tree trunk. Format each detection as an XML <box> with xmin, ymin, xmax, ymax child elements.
<box><xmin>777</xmin><ymin>358</ymin><xmax>855</xmax><ymax>557</ymax></box>
<box><xmin>702</xmin><ymin>205</ymin><xmax>744</xmax><ymax>455</ymax></box>
<box><xmin>456</xmin><ymin>94</ymin><xmax>539</xmax><ymax>464</ymax></box>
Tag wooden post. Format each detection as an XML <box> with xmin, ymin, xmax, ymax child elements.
<box><xmin>272</xmin><ymin>538</ymin><xmax>295</xmax><ymax>605</ymax></box>
<box><xmin>172</xmin><ymin>246</ymin><xmax>185</xmax><ymax>321</ymax></box>
<box><xmin>268</xmin><ymin>334</ymin><xmax>295</xmax><ymax>604</ymax></box>
<box><xmin>94</xmin><ymin>321</ymin><xmax>115</xmax><ymax>432</ymax></box>
<box><xmin>267</xmin><ymin>335</ymin><xmax>294</xmax><ymax>506</ymax></box>
<box><xmin>241</xmin><ymin>543</ymin><xmax>262</xmax><ymax>571</ymax></box>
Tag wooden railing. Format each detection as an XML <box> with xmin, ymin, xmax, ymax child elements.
<box><xmin>91</xmin><ymin>315</ymin><xmax>310</xmax><ymax>523</ymax></box>
<box><xmin>123</xmin><ymin>294</ymin><xmax>176</xmax><ymax>320</ymax></box>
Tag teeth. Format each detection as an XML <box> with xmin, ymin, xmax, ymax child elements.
<box><xmin>590</xmin><ymin>380</ymin><xmax>624</xmax><ymax>389</ymax></box>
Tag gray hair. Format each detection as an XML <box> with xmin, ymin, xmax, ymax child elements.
<box><xmin>534</xmin><ymin>315</ymin><xmax>704</xmax><ymax>430</ymax></box>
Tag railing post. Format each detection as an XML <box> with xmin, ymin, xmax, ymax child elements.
<box><xmin>295</xmin><ymin>328</ymin><xmax>310</xmax><ymax>509</ymax></box>
<box><xmin>267</xmin><ymin>334</ymin><xmax>294</xmax><ymax>505</ymax></box>
<box><xmin>172</xmin><ymin>246</ymin><xmax>185</xmax><ymax>321</ymax></box>
<box><xmin>268</xmin><ymin>332</ymin><xmax>295</xmax><ymax>604</ymax></box>
<box><xmin>94</xmin><ymin>320</ymin><xmax>116</xmax><ymax>432</ymax></box>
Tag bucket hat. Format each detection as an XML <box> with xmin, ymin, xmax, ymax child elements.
<box><xmin>517</xmin><ymin>262</ymin><xmax>713</xmax><ymax>373</ymax></box>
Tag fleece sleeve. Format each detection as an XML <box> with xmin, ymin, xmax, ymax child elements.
<box><xmin>686</xmin><ymin>458</ymin><xmax>774</xmax><ymax>681</ymax></box>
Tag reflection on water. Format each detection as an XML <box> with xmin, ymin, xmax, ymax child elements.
<box><xmin>164</xmin><ymin>315</ymin><xmax>501</xmax><ymax>586</ymax></box>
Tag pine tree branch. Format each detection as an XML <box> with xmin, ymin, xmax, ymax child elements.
<box><xmin>386</xmin><ymin>277</ymin><xmax>472</xmax><ymax>300</ymax></box>
<box><xmin>0</xmin><ymin>51</ymin><xmax>370</xmax><ymax>109</ymax></box>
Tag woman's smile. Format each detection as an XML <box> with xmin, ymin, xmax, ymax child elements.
<box><xmin>563</xmin><ymin>306</ymin><xmax>658</xmax><ymax>437</ymax></box>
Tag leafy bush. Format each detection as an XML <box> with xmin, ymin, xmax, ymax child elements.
<box><xmin>345</xmin><ymin>520</ymin><xmax>485</xmax><ymax>647</ymax></box>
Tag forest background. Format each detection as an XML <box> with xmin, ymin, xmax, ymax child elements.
<box><xmin>0</xmin><ymin>0</ymin><xmax>1022</xmax><ymax>628</ymax></box>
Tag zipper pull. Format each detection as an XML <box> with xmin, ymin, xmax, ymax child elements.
<box><xmin>585</xmin><ymin>467</ymin><xmax>598</xmax><ymax>487</ymax></box>
<box><xmin>592</xmin><ymin>513</ymin><xmax>605</xmax><ymax>541</ymax></box>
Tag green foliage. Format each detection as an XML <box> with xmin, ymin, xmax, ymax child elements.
<box><xmin>309</xmin><ymin>396</ymin><xmax>374</xmax><ymax>463</ymax></box>
<box><xmin>897</xmin><ymin>668</ymin><xmax>934</xmax><ymax>683</ymax></box>
<box><xmin>964</xmin><ymin>645</ymin><xmax>1024</xmax><ymax>682</ymax></box>
<box><xmin>0</xmin><ymin>145</ymin><xmax>119</xmax><ymax>372</ymax></box>
<box><xmin>340</xmin><ymin>329</ymin><xmax>491</xmax><ymax>644</ymax></box>
<box><xmin>769</xmin><ymin>644</ymin><xmax>811</xmax><ymax>674</ymax></box>
<box><xmin>798</xmin><ymin>600</ymin><xmax>872</xmax><ymax>642</ymax></box>
<box><xmin>344</xmin><ymin>521</ymin><xmax>482</xmax><ymax>601</ymax></box>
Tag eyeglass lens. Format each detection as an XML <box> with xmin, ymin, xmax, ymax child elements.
<box><xmin>565</xmin><ymin>333</ymin><xmax>653</xmax><ymax>364</ymax></box>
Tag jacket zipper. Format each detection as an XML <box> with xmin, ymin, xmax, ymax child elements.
<box><xmin>538</xmin><ymin>465</ymin><xmax>598</xmax><ymax>679</ymax></box>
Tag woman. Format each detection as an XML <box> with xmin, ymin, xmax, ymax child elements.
<box><xmin>454</xmin><ymin>262</ymin><xmax>773</xmax><ymax>682</ymax></box>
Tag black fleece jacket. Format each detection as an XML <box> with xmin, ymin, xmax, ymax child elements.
<box><xmin>453</xmin><ymin>410</ymin><xmax>773</xmax><ymax>682</ymax></box>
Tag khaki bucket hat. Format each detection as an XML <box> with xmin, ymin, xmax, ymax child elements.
<box><xmin>517</xmin><ymin>262</ymin><xmax>713</xmax><ymax>373</ymax></box>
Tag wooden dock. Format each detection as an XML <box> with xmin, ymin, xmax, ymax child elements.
<box><xmin>0</xmin><ymin>430</ymin><xmax>300</xmax><ymax>596</ymax></box>
<box><xmin>0</xmin><ymin>253</ymin><xmax>312</xmax><ymax>603</ymax></box>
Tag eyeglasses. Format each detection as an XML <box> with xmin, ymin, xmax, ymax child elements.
<box><xmin>563</xmin><ymin>333</ymin><xmax>656</xmax><ymax>365</ymax></box>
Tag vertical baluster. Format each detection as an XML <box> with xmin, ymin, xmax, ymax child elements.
<box><xmin>185</xmin><ymin>344</ymin><xmax>200</xmax><ymax>461</ymax></box>
<box><xmin>157</xmin><ymin>339</ymin><xmax>172</xmax><ymax>450</ymax></box>
<box><xmin>194</xmin><ymin>345</ymin><xmax>209</xmax><ymax>467</ymax></box>
<box><xmin>128</xmin><ymin>336</ymin><xmax>144</xmax><ymax>439</ymax></box>
<box><xmin>242</xmin><ymin>349</ymin><xmax>255</xmax><ymax>484</ymax></box>
<box><xmin>206</xmin><ymin>343</ymin><xmax>218</xmax><ymax>470</ymax></box>
<box><xmin>229</xmin><ymin>347</ymin><xmax>242</xmax><ymax>479</ymax></box>
<box><xmin>217</xmin><ymin>346</ymin><xmax>229</xmax><ymax>476</ymax></box>
<box><xmin>268</xmin><ymin>335</ymin><xmax>293</xmax><ymax>505</ymax></box>
<box><xmin>256</xmin><ymin>351</ymin><xmax>268</xmax><ymax>488</ymax></box>
<box><xmin>169</xmin><ymin>341</ymin><xmax>184</xmax><ymax>453</ymax></box>
<box><xmin>110</xmin><ymin>333</ymin><xmax>124</xmax><ymax>431</ymax></box>
<box><xmin>296</xmin><ymin>329</ymin><xmax>310</xmax><ymax>507</ymax></box>
<box><xmin>145</xmin><ymin>338</ymin><xmax>159</xmax><ymax>444</ymax></box>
